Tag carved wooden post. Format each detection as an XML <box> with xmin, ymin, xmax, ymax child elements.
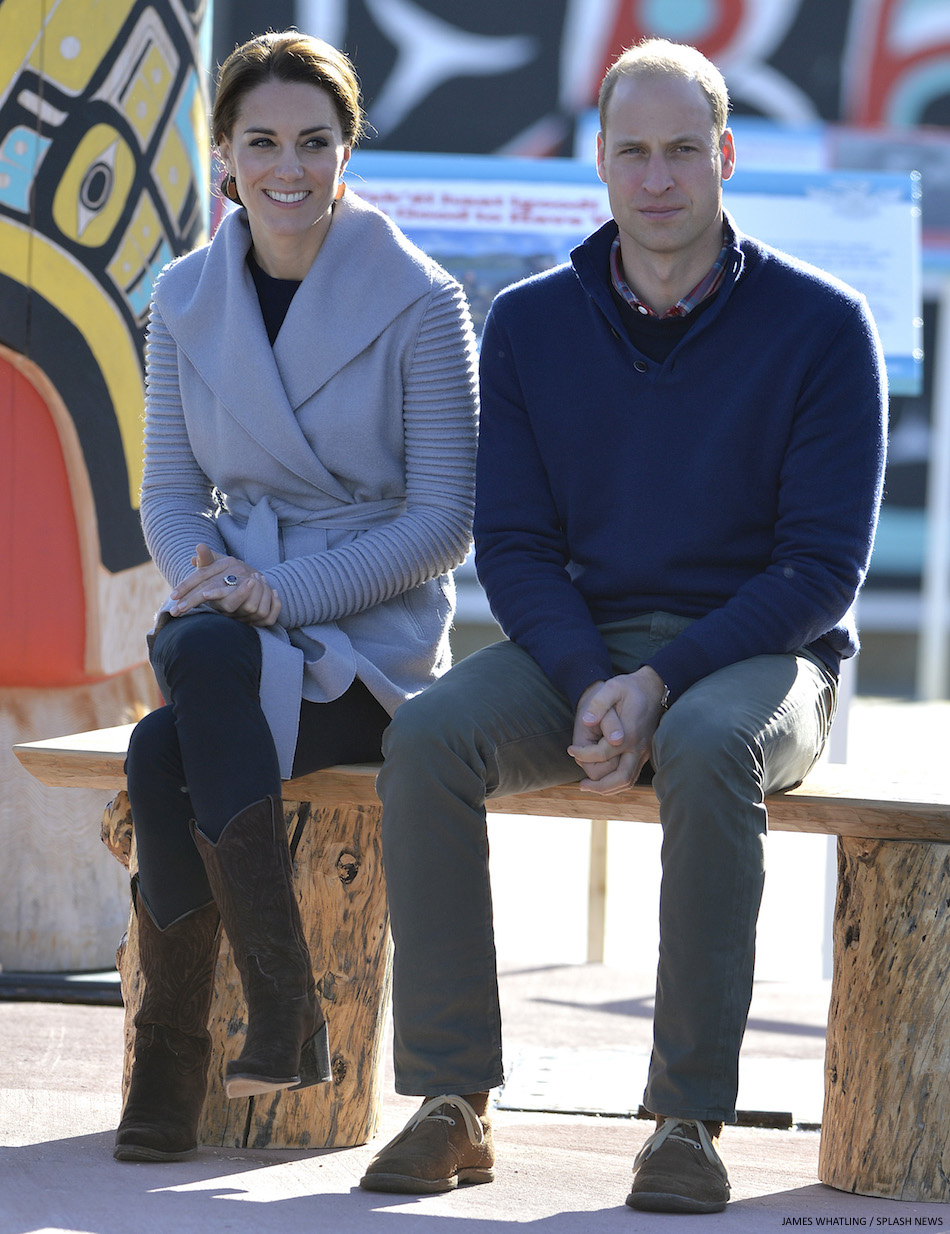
<box><xmin>820</xmin><ymin>836</ymin><xmax>950</xmax><ymax>1201</ymax></box>
<box><xmin>108</xmin><ymin>792</ymin><xmax>392</xmax><ymax>1149</ymax></box>
<box><xmin>1</xmin><ymin>0</ymin><xmax>210</xmax><ymax>970</ymax></box>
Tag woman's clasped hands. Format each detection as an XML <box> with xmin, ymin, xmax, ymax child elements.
<box><xmin>167</xmin><ymin>542</ymin><xmax>282</xmax><ymax>626</ymax></box>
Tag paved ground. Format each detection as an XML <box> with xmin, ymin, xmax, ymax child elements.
<box><xmin>2</xmin><ymin>959</ymin><xmax>948</xmax><ymax>1233</ymax></box>
<box><xmin>3</xmin><ymin>696</ymin><xmax>950</xmax><ymax>1231</ymax></box>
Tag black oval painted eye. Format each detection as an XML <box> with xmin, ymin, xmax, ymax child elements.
<box><xmin>81</xmin><ymin>162</ymin><xmax>113</xmax><ymax>211</ymax></box>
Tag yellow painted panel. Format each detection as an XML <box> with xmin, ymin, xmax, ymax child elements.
<box><xmin>107</xmin><ymin>194</ymin><xmax>163</xmax><ymax>290</ymax></box>
<box><xmin>0</xmin><ymin>0</ymin><xmax>44</xmax><ymax>97</ymax></box>
<box><xmin>153</xmin><ymin>124</ymin><xmax>190</xmax><ymax>219</ymax></box>
<box><xmin>122</xmin><ymin>41</ymin><xmax>175</xmax><ymax>145</ymax></box>
<box><xmin>28</xmin><ymin>0</ymin><xmax>137</xmax><ymax>97</ymax></box>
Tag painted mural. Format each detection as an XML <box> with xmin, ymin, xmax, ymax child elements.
<box><xmin>0</xmin><ymin>0</ymin><xmax>212</xmax><ymax>687</ymax></box>
<box><xmin>211</xmin><ymin>2</ymin><xmax>950</xmax><ymax>251</ymax></box>
<box><xmin>843</xmin><ymin>0</ymin><xmax>950</xmax><ymax>125</ymax></box>
<box><xmin>278</xmin><ymin>0</ymin><xmax>950</xmax><ymax>145</ymax></box>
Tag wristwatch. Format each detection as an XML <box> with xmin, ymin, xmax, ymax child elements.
<box><xmin>659</xmin><ymin>684</ymin><xmax>671</xmax><ymax>712</ymax></box>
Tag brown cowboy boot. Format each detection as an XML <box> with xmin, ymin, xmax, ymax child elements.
<box><xmin>114</xmin><ymin>881</ymin><xmax>221</xmax><ymax>1162</ymax></box>
<box><xmin>192</xmin><ymin>795</ymin><xmax>331</xmax><ymax>1098</ymax></box>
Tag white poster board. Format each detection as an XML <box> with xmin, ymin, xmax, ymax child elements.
<box><xmin>349</xmin><ymin>151</ymin><xmax>921</xmax><ymax>394</ymax></box>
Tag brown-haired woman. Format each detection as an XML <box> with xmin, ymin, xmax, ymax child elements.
<box><xmin>113</xmin><ymin>31</ymin><xmax>478</xmax><ymax>1162</ymax></box>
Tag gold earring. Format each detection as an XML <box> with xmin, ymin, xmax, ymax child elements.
<box><xmin>221</xmin><ymin>174</ymin><xmax>241</xmax><ymax>204</ymax></box>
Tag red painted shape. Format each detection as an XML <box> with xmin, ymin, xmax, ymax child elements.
<box><xmin>600</xmin><ymin>0</ymin><xmax>745</xmax><ymax>81</ymax></box>
<box><xmin>844</xmin><ymin>0</ymin><xmax>950</xmax><ymax>124</ymax></box>
<box><xmin>0</xmin><ymin>354</ymin><xmax>87</xmax><ymax>685</ymax></box>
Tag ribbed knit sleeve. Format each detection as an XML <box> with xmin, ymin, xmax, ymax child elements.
<box><xmin>141</xmin><ymin>277</ymin><xmax>478</xmax><ymax>628</ymax></box>
<box><xmin>268</xmin><ymin>278</ymin><xmax>478</xmax><ymax>628</ymax></box>
<box><xmin>139</xmin><ymin>305</ymin><xmax>229</xmax><ymax>588</ymax></box>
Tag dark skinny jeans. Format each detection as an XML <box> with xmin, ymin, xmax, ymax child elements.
<box><xmin>126</xmin><ymin>612</ymin><xmax>389</xmax><ymax>927</ymax></box>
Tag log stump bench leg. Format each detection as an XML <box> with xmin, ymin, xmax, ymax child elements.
<box><xmin>819</xmin><ymin>835</ymin><xmax>950</xmax><ymax>1202</ymax></box>
<box><xmin>103</xmin><ymin>793</ymin><xmax>392</xmax><ymax>1150</ymax></box>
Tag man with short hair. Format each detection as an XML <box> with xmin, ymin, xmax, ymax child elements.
<box><xmin>361</xmin><ymin>39</ymin><xmax>886</xmax><ymax>1213</ymax></box>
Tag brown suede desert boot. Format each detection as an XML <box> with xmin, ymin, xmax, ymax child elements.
<box><xmin>626</xmin><ymin>1117</ymin><xmax>730</xmax><ymax>1213</ymax></box>
<box><xmin>360</xmin><ymin>1094</ymin><xmax>495</xmax><ymax>1194</ymax></box>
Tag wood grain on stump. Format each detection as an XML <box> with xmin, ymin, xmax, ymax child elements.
<box><xmin>113</xmin><ymin>797</ymin><xmax>391</xmax><ymax>1149</ymax></box>
<box><xmin>820</xmin><ymin>835</ymin><xmax>950</xmax><ymax>1201</ymax></box>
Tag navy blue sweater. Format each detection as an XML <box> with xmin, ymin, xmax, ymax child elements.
<box><xmin>475</xmin><ymin>217</ymin><xmax>887</xmax><ymax>707</ymax></box>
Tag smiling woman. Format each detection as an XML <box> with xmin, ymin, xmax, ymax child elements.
<box><xmin>215</xmin><ymin>77</ymin><xmax>351</xmax><ymax>279</ymax></box>
<box><xmin>111</xmin><ymin>30</ymin><xmax>479</xmax><ymax>1166</ymax></box>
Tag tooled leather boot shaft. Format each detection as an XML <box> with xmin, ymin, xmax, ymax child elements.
<box><xmin>192</xmin><ymin>796</ymin><xmax>328</xmax><ymax>1095</ymax></box>
<box><xmin>114</xmin><ymin>886</ymin><xmax>221</xmax><ymax>1161</ymax></box>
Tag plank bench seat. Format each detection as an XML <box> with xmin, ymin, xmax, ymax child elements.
<box><xmin>14</xmin><ymin>723</ymin><xmax>950</xmax><ymax>1202</ymax></box>
<box><xmin>14</xmin><ymin>720</ymin><xmax>950</xmax><ymax>836</ymax></box>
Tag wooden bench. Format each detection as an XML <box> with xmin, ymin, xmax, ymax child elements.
<box><xmin>14</xmin><ymin>723</ymin><xmax>950</xmax><ymax>1202</ymax></box>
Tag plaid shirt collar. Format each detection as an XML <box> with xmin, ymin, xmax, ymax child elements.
<box><xmin>609</xmin><ymin>219</ymin><xmax>733</xmax><ymax>319</ymax></box>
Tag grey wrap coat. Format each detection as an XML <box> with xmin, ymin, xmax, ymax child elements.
<box><xmin>140</xmin><ymin>191</ymin><xmax>479</xmax><ymax>775</ymax></box>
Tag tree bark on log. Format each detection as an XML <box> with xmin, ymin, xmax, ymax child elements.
<box><xmin>111</xmin><ymin>795</ymin><xmax>391</xmax><ymax>1149</ymax></box>
<box><xmin>820</xmin><ymin>835</ymin><xmax>950</xmax><ymax>1201</ymax></box>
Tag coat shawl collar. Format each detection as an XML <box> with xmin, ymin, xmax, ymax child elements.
<box><xmin>152</xmin><ymin>192</ymin><xmax>437</xmax><ymax>502</ymax></box>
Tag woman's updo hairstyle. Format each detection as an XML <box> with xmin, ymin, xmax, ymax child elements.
<box><xmin>212</xmin><ymin>30</ymin><xmax>365</xmax><ymax>148</ymax></box>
